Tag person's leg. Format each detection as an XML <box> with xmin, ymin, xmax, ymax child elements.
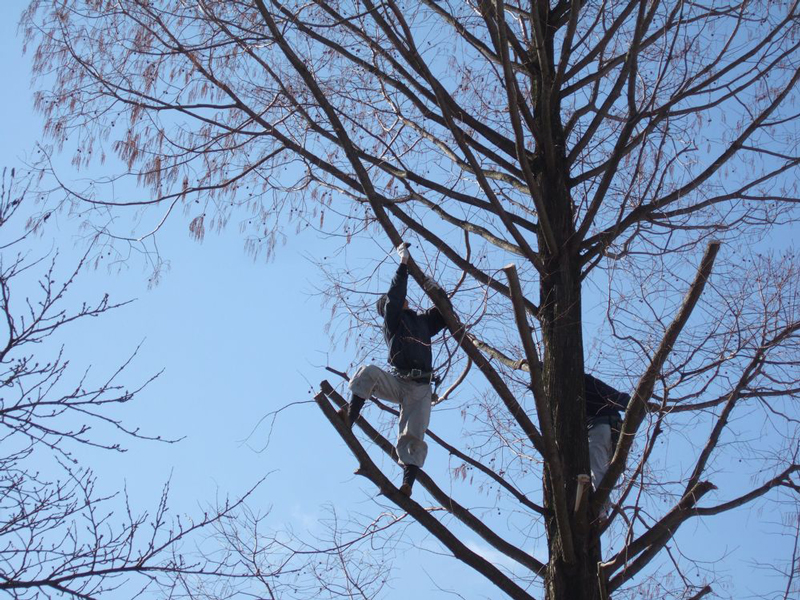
<box><xmin>342</xmin><ymin>394</ymin><xmax>366</xmax><ymax>428</ymax></box>
<box><xmin>400</xmin><ymin>464</ymin><xmax>419</xmax><ymax>496</ymax></box>
<box><xmin>342</xmin><ymin>365</ymin><xmax>403</xmax><ymax>427</ymax></box>
<box><xmin>588</xmin><ymin>420</ymin><xmax>612</xmax><ymax>489</ymax></box>
<box><xmin>397</xmin><ymin>382</ymin><xmax>432</xmax><ymax>496</ymax></box>
<box><xmin>588</xmin><ymin>420</ymin><xmax>612</xmax><ymax>517</ymax></box>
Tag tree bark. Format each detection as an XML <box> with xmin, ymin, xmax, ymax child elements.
<box><xmin>540</xmin><ymin>246</ymin><xmax>601</xmax><ymax>600</ymax></box>
<box><xmin>536</xmin><ymin>109</ymin><xmax>601</xmax><ymax>597</ymax></box>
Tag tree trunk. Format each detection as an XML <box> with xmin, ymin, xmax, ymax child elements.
<box><xmin>540</xmin><ymin>247</ymin><xmax>602</xmax><ymax>600</ymax></box>
<box><xmin>536</xmin><ymin>127</ymin><xmax>602</xmax><ymax>598</ymax></box>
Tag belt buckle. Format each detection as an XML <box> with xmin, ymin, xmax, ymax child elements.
<box><xmin>411</xmin><ymin>368</ymin><xmax>422</xmax><ymax>378</ymax></box>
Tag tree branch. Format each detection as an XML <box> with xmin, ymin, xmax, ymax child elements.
<box><xmin>312</xmin><ymin>389</ymin><xmax>539</xmax><ymax>600</ymax></box>
<box><xmin>593</xmin><ymin>240</ymin><xmax>721</xmax><ymax>510</ymax></box>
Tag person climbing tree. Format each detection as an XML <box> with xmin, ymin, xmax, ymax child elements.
<box><xmin>340</xmin><ymin>243</ymin><xmax>446</xmax><ymax>497</ymax></box>
<box><xmin>585</xmin><ymin>374</ymin><xmax>631</xmax><ymax>504</ymax></box>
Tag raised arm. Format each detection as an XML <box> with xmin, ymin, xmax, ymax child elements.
<box><xmin>384</xmin><ymin>263</ymin><xmax>408</xmax><ymax>335</ymax></box>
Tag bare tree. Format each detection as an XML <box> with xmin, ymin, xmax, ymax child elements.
<box><xmin>0</xmin><ymin>167</ymin><xmax>269</xmax><ymax>599</ymax></box>
<box><xmin>20</xmin><ymin>1</ymin><xmax>800</xmax><ymax>599</ymax></box>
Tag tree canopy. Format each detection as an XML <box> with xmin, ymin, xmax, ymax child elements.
<box><xmin>22</xmin><ymin>1</ymin><xmax>800</xmax><ymax>599</ymax></box>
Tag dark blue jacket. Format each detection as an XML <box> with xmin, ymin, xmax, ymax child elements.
<box><xmin>585</xmin><ymin>374</ymin><xmax>630</xmax><ymax>418</ymax></box>
<box><xmin>383</xmin><ymin>264</ymin><xmax>446</xmax><ymax>372</ymax></box>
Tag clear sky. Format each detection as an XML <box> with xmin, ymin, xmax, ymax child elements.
<box><xmin>1</xmin><ymin>3</ymin><xmax>796</xmax><ymax>599</ymax></box>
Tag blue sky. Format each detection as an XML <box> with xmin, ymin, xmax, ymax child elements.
<box><xmin>2</xmin><ymin>3</ymin><xmax>797</xmax><ymax>599</ymax></box>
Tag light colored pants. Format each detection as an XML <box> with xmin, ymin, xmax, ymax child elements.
<box><xmin>349</xmin><ymin>364</ymin><xmax>432</xmax><ymax>467</ymax></box>
<box><xmin>588</xmin><ymin>420</ymin><xmax>612</xmax><ymax>491</ymax></box>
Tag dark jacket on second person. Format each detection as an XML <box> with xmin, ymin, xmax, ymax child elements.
<box><xmin>585</xmin><ymin>373</ymin><xmax>631</xmax><ymax>418</ymax></box>
<box><xmin>380</xmin><ymin>264</ymin><xmax>446</xmax><ymax>373</ymax></box>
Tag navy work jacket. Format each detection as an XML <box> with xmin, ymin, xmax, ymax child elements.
<box><xmin>585</xmin><ymin>373</ymin><xmax>631</xmax><ymax>418</ymax></box>
<box><xmin>383</xmin><ymin>264</ymin><xmax>446</xmax><ymax>372</ymax></box>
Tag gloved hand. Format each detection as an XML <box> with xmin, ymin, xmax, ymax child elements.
<box><xmin>397</xmin><ymin>242</ymin><xmax>410</xmax><ymax>264</ymax></box>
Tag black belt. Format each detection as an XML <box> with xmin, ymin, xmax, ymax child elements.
<box><xmin>392</xmin><ymin>368</ymin><xmax>434</xmax><ymax>383</ymax></box>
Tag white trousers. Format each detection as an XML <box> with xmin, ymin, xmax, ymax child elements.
<box><xmin>349</xmin><ymin>364</ymin><xmax>432</xmax><ymax>467</ymax></box>
<box><xmin>588</xmin><ymin>421</ymin><xmax>612</xmax><ymax>491</ymax></box>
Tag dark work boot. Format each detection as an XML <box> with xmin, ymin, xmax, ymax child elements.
<box><xmin>339</xmin><ymin>394</ymin><xmax>366</xmax><ymax>428</ymax></box>
<box><xmin>399</xmin><ymin>464</ymin><xmax>419</xmax><ymax>497</ymax></box>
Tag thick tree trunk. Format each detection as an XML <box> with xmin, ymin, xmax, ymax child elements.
<box><xmin>540</xmin><ymin>253</ymin><xmax>601</xmax><ymax>600</ymax></box>
<box><xmin>538</xmin><ymin>187</ymin><xmax>602</xmax><ymax>600</ymax></box>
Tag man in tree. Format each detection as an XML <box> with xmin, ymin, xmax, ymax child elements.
<box><xmin>585</xmin><ymin>374</ymin><xmax>631</xmax><ymax>497</ymax></box>
<box><xmin>341</xmin><ymin>243</ymin><xmax>446</xmax><ymax>497</ymax></box>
